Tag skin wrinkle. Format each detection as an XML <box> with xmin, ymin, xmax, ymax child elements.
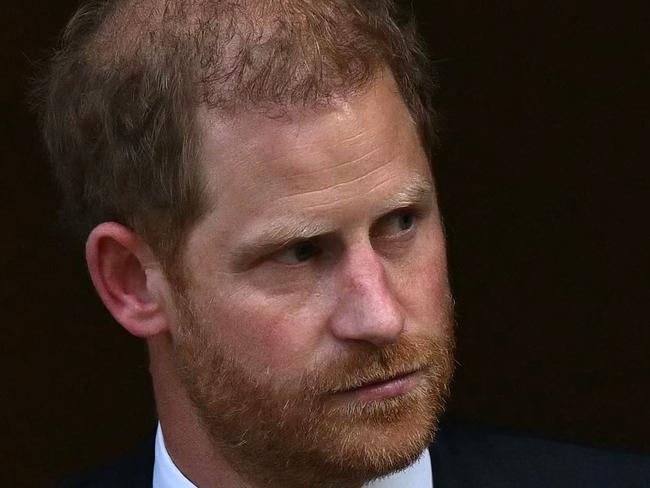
<box><xmin>39</xmin><ymin>1</ymin><xmax>448</xmax><ymax>483</ymax></box>
<box><xmin>228</xmin><ymin>178</ymin><xmax>434</xmax><ymax>273</ymax></box>
<box><xmin>202</xmin><ymin>122</ymin><xmax>381</xmax><ymax>190</ymax></box>
<box><xmin>193</xmin><ymin>81</ymin><xmax>433</xmax><ymax>285</ymax></box>
<box><xmin>280</xmin><ymin>144</ymin><xmax>383</xmax><ymax>179</ymax></box>
<box><xmin>274</xmin><ymin>157</ymin><xmax>394</xmax><ymax>202</ymax></box>
<box><xmin>153</xmin><ymin>73</ymin><xmax>453</xmax><ymax>488</ymax></box>
<box><xmin>221</xmin><ymin>143</ymin><xmax>385</xmax><ymax>194</ymax></box>
<box><xmin>199</xmin><ymin>94</ymin><xmax>416</xmax><ymax>226</ymax></box>
<box><xmin>297</xmin><ymin>175</ymin><xmax>402</xmax><ymax>212</ymax></box>
<box><xmin>297</xmin><ymin>177</ymin><xmax>431</xmax><ymax>232</ymax></box>
<box><xmin>337</xmin><ymin>126</ymin><xmax>372</xmax><ymax>145</ymax></box>
<box><xmin>41</xmin><ymin>0</ymin><xmax>439</xmax><ymax>281</ymax></box>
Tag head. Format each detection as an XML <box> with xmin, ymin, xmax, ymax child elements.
<box><xmin>36</xmin><ymin>0</ymin><xmax>437</xmax><ymax>273</ymax></box>
<box><xmin>36</xmin><ymin>1</ymin><xmax>454</xmax><ymax>487</ymax></box>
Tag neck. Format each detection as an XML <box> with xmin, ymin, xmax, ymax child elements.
<box><xmin>149</xmin><ymin>334</ymin><xmax>251</xmax><ymax>488</ymax></box>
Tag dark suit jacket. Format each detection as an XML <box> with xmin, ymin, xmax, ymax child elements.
<box><xmin>59</xmin><ymin>419</ymin><xmax>650</xmax><ymax>487</ymax></box>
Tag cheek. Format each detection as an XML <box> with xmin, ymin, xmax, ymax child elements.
<box><xmin>198</xmin><ymin>285</ymin><xmax>331</xmax><ymax>375</ymax></box>
<box><xmin>396</xmin><ymin>231</ymin><xmax>451</xmax><ymax>330</ymax></box>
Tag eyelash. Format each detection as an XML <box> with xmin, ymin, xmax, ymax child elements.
<box><xmin>267</xmin><ymin>208</ymin><xmax>422</xmax><ymax>266</ymax></box>
<box><xmin>370</xmin><ymin>208</ymin><xmax>420</xmax><ymax>240</ymax></box>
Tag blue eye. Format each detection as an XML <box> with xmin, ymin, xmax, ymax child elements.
<box><xmin>272</xmin><ymin>241</ymin><xmax>320</xmax><ymax>265</ymax></box>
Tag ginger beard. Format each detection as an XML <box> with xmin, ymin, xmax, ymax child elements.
<box><xmin>172</xmin><ymin>291</ymin><xmax>455</xmax><ymax>488</ymax></box>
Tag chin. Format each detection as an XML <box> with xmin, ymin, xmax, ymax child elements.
<box><xmin>315</xmin><ymin>392</ymin><xmax>442</xmax><ymax>481</ymax></box>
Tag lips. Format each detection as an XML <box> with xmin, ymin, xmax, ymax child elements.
<box><xmin>343</xmin><ymin>370</ymin><xmax>417</xmax><ymax>392</ymax></box>
<box><xmin>331</xmin><ymin>368</ymin><xmax>422</xmax><ymax>402</ymax></box>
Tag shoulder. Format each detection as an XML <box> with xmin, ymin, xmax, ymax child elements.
<box><xmin>57</xmin><ymin>436</ymin><xmax>155</xmax><ymax>488</ymax></box>
<box><xmin>430</xmin><ymin>418</ymin><xmax>650</xmax><ymax>488</ymax></box>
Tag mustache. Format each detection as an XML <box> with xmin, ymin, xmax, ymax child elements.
<box><xmin>299</xmin><ymin>335</ymin><xmax>453</xmax><ymax>396</ymax></box>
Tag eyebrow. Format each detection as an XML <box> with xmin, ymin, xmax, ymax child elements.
<box><xmin>377</xmin><ymin>177</ymin><xmax>435</xmax><ymax>215</ymax></box>
<box><xmin>230</xmin><ymin>218</ymin><xmax>333</xmax><ymax>269</ymax></box>
<box><xmin>230</xmin><ymin>176</ymin><xmax>435</xmax><ymax>268</ymax></box>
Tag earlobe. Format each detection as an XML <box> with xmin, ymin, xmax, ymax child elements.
<box><xmin>86</xmin><ymin>222</ymin><xmax>170</xmax><ymax>338</ymax></box>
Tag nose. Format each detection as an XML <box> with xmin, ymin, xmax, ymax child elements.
<box><xmin>328</xmin><ymin>246</ymin><xmax>405</xmax><ymax>346</ymax></box>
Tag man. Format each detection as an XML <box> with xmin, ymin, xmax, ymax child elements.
<box><xmin>36</xmin><ymin>0</ymin><xmax>649</xmax><ymax>487</ymax></box>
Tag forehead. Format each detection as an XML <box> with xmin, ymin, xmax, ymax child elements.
<box><xmin>190</xmin><ymin>73</ymin><xmax>431</xmax><ymax>253</ymax></box>
<box><xmin>200</xmin><ymin>75</ymin><xmax>426</xmax><ymax>198</ymax></box>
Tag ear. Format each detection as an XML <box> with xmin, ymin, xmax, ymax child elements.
<box><xmin>86</xmin><ymin>222</ymin><xmax>170</xmax><ymax>338</ymax></box>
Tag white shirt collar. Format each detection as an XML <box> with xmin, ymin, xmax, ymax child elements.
<box><xmin>153</xmin><ymin>423</ymin><xmax>433</xmax><ymax>488</ymax></box>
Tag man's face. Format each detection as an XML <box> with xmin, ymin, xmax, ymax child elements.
<box><xmin>169</xmin><ymin>73</ymin><xmax>455</xmax><ymax>487</ymax></box>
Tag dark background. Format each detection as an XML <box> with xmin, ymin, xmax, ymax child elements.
<box><xmin>2</xmin><ymin>1</ymin><xmax>648</xmax><ymax>486</ymax></box>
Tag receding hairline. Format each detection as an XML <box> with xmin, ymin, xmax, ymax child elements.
<box><xmin>37</xmin><ymin>0</ymin><xmax>436</xmax><ymax>276</ymax></box>
<box><xmin>86</xmin><ymin>0</ymin><xmax>386</xmax><ymax>107</ymax></box>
